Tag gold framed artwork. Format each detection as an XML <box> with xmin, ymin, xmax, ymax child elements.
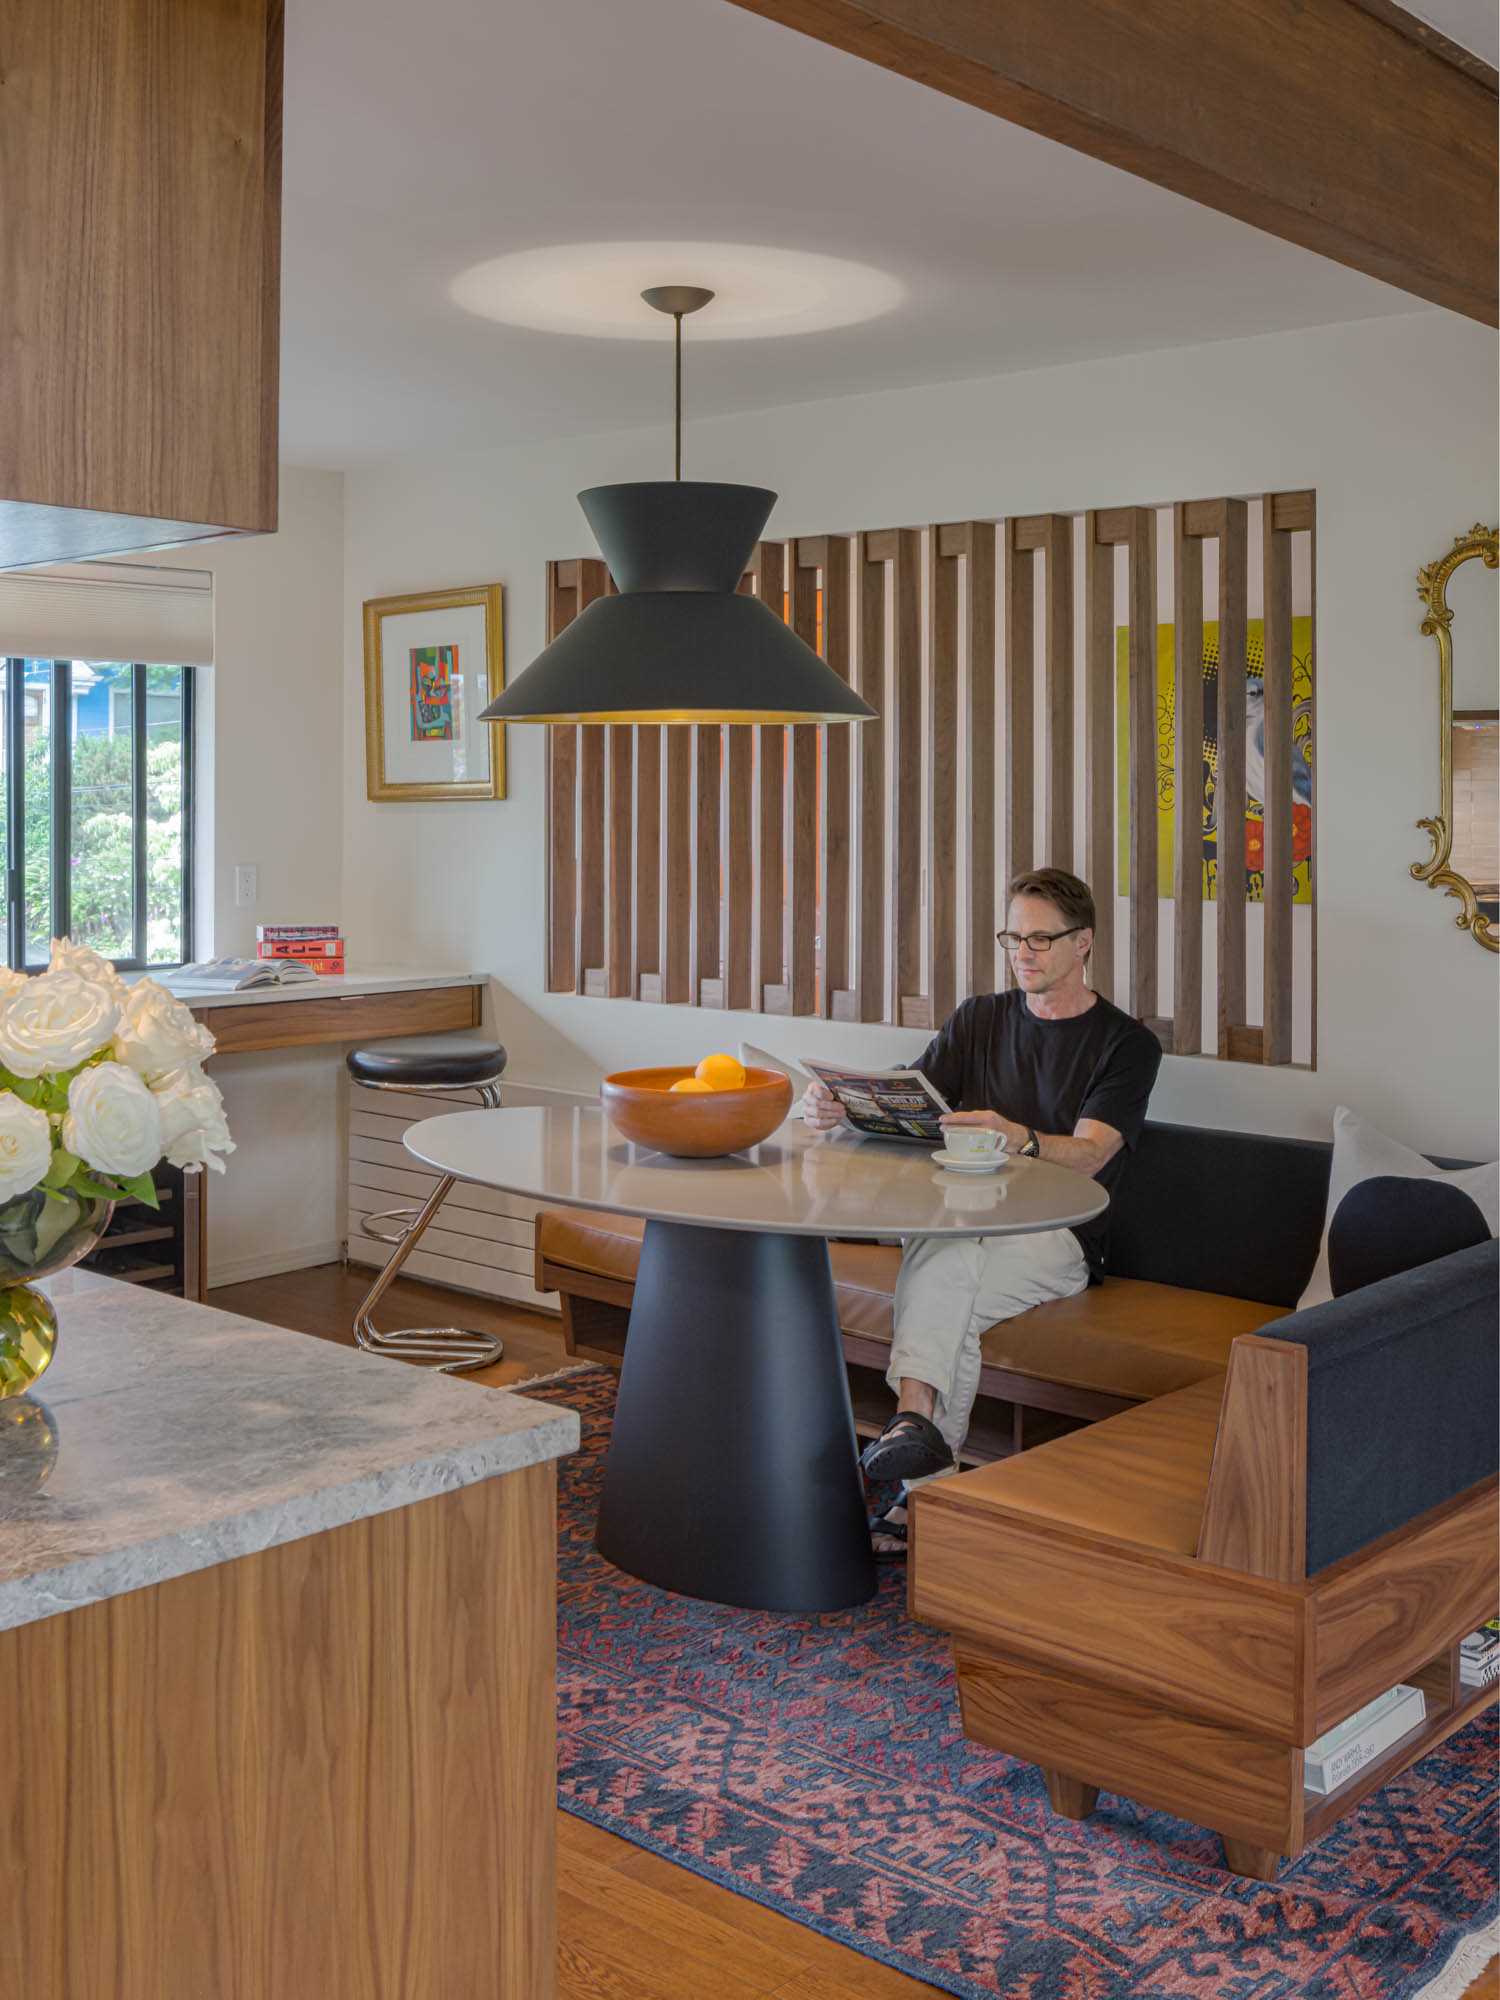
<box><xmin>362</xmin><ymin>583</ymin><xmax>505</xmax><ymax>802</ymax></box>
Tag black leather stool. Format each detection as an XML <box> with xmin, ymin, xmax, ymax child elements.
<box><xmin>346</xmin><ymin>1034</ymin><xmax>508</xmax><ymax>1372</ymax></box>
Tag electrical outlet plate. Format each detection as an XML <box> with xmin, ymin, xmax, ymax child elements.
<box><xmin>234</xmin><ymin>865</ymin><xmax>259</xmax><ymax>908</ymax></box>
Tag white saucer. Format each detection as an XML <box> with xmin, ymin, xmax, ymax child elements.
<box><xmin>930</xmin><ymin>1148</ymin><xmax>1007</xmax><ymax>1174</ymax></box>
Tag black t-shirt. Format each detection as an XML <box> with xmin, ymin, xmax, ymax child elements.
<box><xmin>914</xmin><ymin>990</ymin><xmax>1162</xmax><ymax>1279</ymax></box>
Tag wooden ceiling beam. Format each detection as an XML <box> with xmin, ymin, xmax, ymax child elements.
<box><xmin>721</xmin><ymin>0</ymin><xmax>1498</xmax><ymax>325</ymax></box>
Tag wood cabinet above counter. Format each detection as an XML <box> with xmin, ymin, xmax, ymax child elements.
<box><xmin>0</xmin><ymin>0</ymin><xmax>283</xmax><ymax>569</ymax></box>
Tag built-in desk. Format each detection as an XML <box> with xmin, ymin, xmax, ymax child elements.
<box><xmin>105</xmin><ymin>968</ymin><xmax>488</xmax><ymax>1298</ymax></box>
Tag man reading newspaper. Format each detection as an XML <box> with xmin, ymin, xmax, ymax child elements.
<box><xmin>803</xmin><ymin>868</ymin><xmax>1162</xmax><ymax>1554</ymax></box>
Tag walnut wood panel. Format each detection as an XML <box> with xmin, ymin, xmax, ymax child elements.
<box><xmin>724</xmin><ymin>698</ymin><xmax>754</xmax><ymax>1011</ymax></box>
<box><xmin>1083</xmin><ymin>515</ymin><xmax>1116</xmax><ymax>1002</ymax></box>
<box><xmin>1172</xmin><ymin>508</ymin><xmax>1206</xmax><ymax>1053</ymax></box>
<box><xmin>1041</xmin><ymin>516</ymin><xmax>1075</xmax><ymax>866</ymax></box>
<box><xmin>0</xmin><ymin>0</ymin><xmax>285</xmax><ymax>566</ymax></box>
<box><xmin>634</xmin><ymin>726</ymin><xmax>662</xmax><ymax>998</ymax></box>
<box><xmin>752</xmin><ymin>542</ymin><xmax>788</xmax><ymax>1009</ymax></box>
<box><xmin>1002</xmin><ymin>523</ymin><xmax>1036</xmax><ymax>941</ymax></box>
<box><xmin>964</xmin><ymin>522</ymin><xmax>998</xmax><ymax>998</ymax></box>
<box><xmin>575</xmin><ymin>562</ymin><xmax>610</xmax><ymax>990</ymax></box>
<box><xmin>195</xmin><ymin>983</ymin><xmax>481</xmax><ymax>1056</ymax></box>
<box><xmin>818</xmin><ymin>537</ymin><xmax>854</xmax><ymax>1015</ymax></box>
<box><xmin>0</xmin><ymin>1467</ymin><xmax>557</xmax><ymax>2000</ymax></box>
<box><xmin>953</xmin><ymin>1643</ymin><xmax>1301</xmax><ymax>1853</ymax></box>
<box><xmin>1261</xmin><ymin>494</ymin><xmax>1296</xmax><ymax>1063</ymax></box>
<box><xmin>854</xmin><ymin>535</ymin><xmax>889</xmax><ymax>1022</ymax></box>
<box><xmin>790</xmin><ymin>551</ymin><xmax>821</xmax><ymax>1015</ymax></box>
<box><xmin>695</xmin><ymin>724</ymin><xmax>722</xmax><ymax>1002</ymax></box>
<box><xmin>928</xmin><ymin>528</ymin><xmax>960</xmax><ymax>1023</ymax></box>
<box><xmin>1197</xmin><ymin>1335</ymin><xmax>1307</xmax><ymax>1581</ymax></box>
<box><xmin>889</xmin><ymin>529</ymin><xmax>924</xmax><ymax>1021</ymax></box>
<box><xmin>663</xmin><ymin>724</ymin><xmax>692</xmax><ymax>1004</ymax></box>
<box><xmin>1308</xmin><ymin>1475</ymin><xmax>1499</xmax><ymax>1735</ymax></box>
<box><xmin>1126</xmin><ymin>510</ymin><xmax>1159</xmax><ymax>1020</ymax></box>
<box><xmin>717</xmin><ymin>0</ymin><xmax>1498</xmax><ymax>326</ymax></box>
<box><xmin>607</xmin><ymin>725</ymin><xmax>633</xmax><ymax>998</ymax></box>
<box><xmin>1215</xmin><ymin>501</ymin><xmax>1250</xmax><ymax>1057</ymax></box>
<box><xmin>911</xmin><ymin>1494</ymin><xmax>1302</xmax><ymax>1735</ymax></box>
<box><xmin>545</xmin><ymin>565</ymin><xmax>580</xmax><ymax>993</ymax></box>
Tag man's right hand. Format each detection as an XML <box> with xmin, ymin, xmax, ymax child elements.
<box><xmin>802</xmin><ymin>1079</ymin><xmax>849</xmax><ymax>1131</ymax></box>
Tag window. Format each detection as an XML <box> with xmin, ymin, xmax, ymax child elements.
<box><xmin>0</xmin><ymin>659</ymin><xmax>194</xmax><ymax>970</ymax></box>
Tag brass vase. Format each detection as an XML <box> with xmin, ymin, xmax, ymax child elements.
<box><xmin>0</xmin><ymin>1190</ymin><xmax>113</xmax><ymax>1399</ymax></box>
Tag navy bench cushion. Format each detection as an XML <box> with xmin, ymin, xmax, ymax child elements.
<box><xmin>1106</xmin><ymin>1123</ymin><xmax>1333</xmax><ymax>1306</ymax></box>
<box><xmin>1274</xmin><ymin>1239</ymin><xmax>1499</xmax><ymax>1574</ymax></box>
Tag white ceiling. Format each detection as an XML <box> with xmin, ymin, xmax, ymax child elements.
<box><xmin>279</xmin><ymin>0</ymin><xmax>1459</xmax><ymax>470</ymax></box>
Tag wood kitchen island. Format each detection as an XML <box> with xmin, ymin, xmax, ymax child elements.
<box><xmin>0</xmin><ymin>1266</ymin><xmax>576</xmax><ymax>2000</ymax></box>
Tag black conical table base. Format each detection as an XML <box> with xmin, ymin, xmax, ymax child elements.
<box><xmin>593</xmin><ymin>1221</ymin><xmax>878</xmax><ymax>1612</ymax></box>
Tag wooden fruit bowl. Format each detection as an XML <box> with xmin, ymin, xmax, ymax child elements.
<box><xmin>600</xmin><ymin>1067</ymin><xmax>793</xmax><ymax>1158</ymax></box>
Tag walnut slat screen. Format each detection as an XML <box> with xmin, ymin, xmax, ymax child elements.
<box><xmin>543</xmin><ymin>492</ymin><xmax>1316</xmax><ymax>1066</ymax></box>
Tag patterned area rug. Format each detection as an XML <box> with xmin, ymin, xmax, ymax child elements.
<box><xmin>529</xmin><ymin>1365</ymin><xmax>1499</xmax><ymax>2000</ymax></box>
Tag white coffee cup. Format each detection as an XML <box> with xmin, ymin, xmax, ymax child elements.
<box><xmin>943</xmin><ymin>1125</ymin><xmax>1004</xmax><ymax>1159</ymax></box>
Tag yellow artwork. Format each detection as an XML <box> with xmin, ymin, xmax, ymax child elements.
<box><xmin>1116</xmin><ymin>618</ymin><xmax>1314</xmax><ymax>902</ymax></box>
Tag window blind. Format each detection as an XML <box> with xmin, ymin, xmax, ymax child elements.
<box><xmin>0</xmin><ymin>560</ymin><xmax>214</xmax><ymax>667</ymax></box>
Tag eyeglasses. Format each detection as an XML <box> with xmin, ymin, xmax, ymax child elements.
<box><xmin>996</xmin><ymin>927</ymin><xmax>1085</xmax><ymax>955</ymax></box>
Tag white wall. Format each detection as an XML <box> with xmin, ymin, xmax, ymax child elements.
<box><xmin>341</xmin><ymin>312</ymin><xmax>1499</xmax><ymax>1163</ymax></box>
<box><xmin>144</xmin><ymin>466</ymin><xmax>349</xmax><ymax>1280</ymax></box>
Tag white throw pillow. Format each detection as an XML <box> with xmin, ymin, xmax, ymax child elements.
<box><xmin>1298</xmin><ymin>1105</ymin><xmax>1499</xmax><ymax>1309</ymax></box>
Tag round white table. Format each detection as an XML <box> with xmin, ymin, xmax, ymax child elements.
<box><xmin>405</xmin><ymin>1106</ymin><xmax>1108</xmax><ymax>1613</ymax></box>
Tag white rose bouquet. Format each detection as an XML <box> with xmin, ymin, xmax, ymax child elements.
<box><xmin>0</xmin><ymin>941</ymin><xmax>234</xmax><ymax>1271</ymax></box>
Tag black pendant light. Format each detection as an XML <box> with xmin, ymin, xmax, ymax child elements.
<box><xmin>479</xmin><ymin>284</ymin><xmax>876</xmax><ymax>725</ymax></box>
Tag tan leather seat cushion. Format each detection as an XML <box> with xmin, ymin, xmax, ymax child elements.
<box><xmin>537</xmin><ymin>1207</ymin><xmax>1288</xmax><ymax>1403</ymax></box>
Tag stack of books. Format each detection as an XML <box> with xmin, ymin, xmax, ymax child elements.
<box><xmin>1303</xmin><ymin>1684</ymin><xmax>1426</xmax><ymax>1796</ymax></box>
<box><xmin>1460</xmin><ymin>1622</ymin><xmax>1500</xmax><ymax>1689</ymax></box>
<box><xmin>256</xmin><ymin>924</ymin><xmax>345</xmax><ymax>976</ymax></box>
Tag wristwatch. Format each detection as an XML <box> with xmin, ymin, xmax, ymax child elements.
<box><xmin>1019</xmin><ymin>1128</ymin><xmax>1041</xmax><ymax>1158</ymax></box>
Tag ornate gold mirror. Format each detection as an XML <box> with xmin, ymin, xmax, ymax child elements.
<box><xmin>1412</xmin><ymin>524</ymin><xmax>1498</xmax><ymax>953</ymax></box>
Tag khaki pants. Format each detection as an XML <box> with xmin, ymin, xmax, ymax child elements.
<box><xmin>888</xmin><ymin>1230</ymin><xmax>1090</xmax><ymax>1463</ymax></box>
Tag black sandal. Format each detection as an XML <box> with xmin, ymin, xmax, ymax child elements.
<box><xmin>859</xmin><ymin>1410</ymin><xmax>953</xmax><ymax>1483</ymax></box>
<box><xmin>869</xmin><ymin>1496</ymin><xmax>910</xmax><ymax>1558</ymax></box>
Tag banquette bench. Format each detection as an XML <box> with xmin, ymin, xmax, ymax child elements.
<box><xmin>912</xmin><ymin>1239</ymin><xmax>1499</xmax><ymax>1877</ymax></box>
<box><xmin>535</xmin><ymin>1120</ymin><xmax>1341</xmax><ymax>1446</ymax></box>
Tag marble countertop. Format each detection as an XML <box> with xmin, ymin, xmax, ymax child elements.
<box><xmin>405</xmin><ymin>1104</ymin><xmax>1109</xmax><ymax>1239</ymax></box>
<box><xmin>152</xmin><ymin>965</ymin><xmax>484</xmax><ymax>1009</ymax></box>
<box><xmin>0</xmin><ymin>1269</ymin><xmax>577</xmax><ymax>1632</ymax></box>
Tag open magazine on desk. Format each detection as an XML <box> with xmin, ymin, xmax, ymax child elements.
<box><xmin>799</xmin><ymin>1060</ymin><xmax>951</xmax><ymax>1143</ymax></box>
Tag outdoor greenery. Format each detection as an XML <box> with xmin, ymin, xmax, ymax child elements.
<box><xmin>14</xmin><ymin>719</ymin><xmax>184</xmax><ymax>966</ymax></box>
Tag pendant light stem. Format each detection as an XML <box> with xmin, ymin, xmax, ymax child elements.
<box><xmin>674</xmin><ymin>312</ymin><xmax>683</xmax><ymax>481</ymax></box>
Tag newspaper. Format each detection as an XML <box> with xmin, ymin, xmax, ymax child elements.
<box><xmin>801</xmin><ymin>1060</ymin><xmax>950</xmax><ymax>1143</ymax></box>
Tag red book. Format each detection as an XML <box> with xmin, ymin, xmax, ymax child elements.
<box><xmin>299</xmin><ymin>956</ymin><xmax>345</xmax><ymax>976</ymax></box>
<box><xmin>259</xmin><ymin>937</ymin><xmax>345</xmax><ymax>959</ymax></box>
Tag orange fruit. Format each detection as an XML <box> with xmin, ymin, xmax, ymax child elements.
<box><xmin>669</xmin><ymin>1076</ymin><xmax>713</xmax><ymax>1094</ymax></box>
<box><xmin>695</xmin><ymin>1052</ymin><xmax>746</xmax><ymax>1091</ymax></box>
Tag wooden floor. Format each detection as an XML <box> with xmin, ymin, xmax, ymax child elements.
<box><xmin>212</xmin><ymin>1262</ymin><xmax>1500</xmax><ymax>2000</ymax></box>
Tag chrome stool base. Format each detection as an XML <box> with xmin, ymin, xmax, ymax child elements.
<box><xmin>349</xmin><ymin>1072</ymin><xmax>506</xmax><ymax>1373</ymax></box>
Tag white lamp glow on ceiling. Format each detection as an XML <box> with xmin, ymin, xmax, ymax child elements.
<box><xmin>450</xmin><ymin>240</ymin><xmax>905</xmax><ymax>340</ymax></box>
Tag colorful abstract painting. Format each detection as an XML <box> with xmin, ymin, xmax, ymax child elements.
<box><xmin>409</xmin><ymin>644</ymin><xmax>457</xmax><ymax>741</ymax></box>
<box><xmin>1116</xmin><ymin>618</ymin><xmax>1314</xmax><ymax>901</ymax></box>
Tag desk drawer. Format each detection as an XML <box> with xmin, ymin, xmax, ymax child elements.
<box><xmin>198</xmin><ymin>983</ymin><xmax>480</xmax><ymax>1057</ymax></box>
